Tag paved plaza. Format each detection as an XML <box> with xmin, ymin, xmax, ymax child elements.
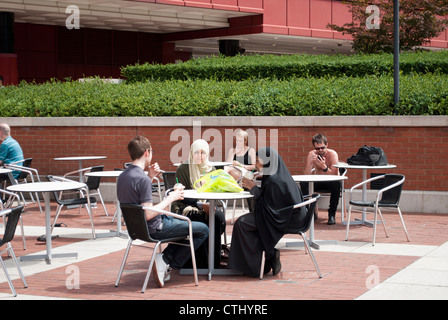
<box><xmin>1</xmin><ymin>200</ymin><xmax>447</xmax><ymax>302</ymax></box>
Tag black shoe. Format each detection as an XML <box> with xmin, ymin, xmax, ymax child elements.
<box><xmin>271</xmin><ymin>249</ymin><xmax>282</xmax><ymax>276</ymax></box>
<box><xmin>327</xmin><ymin>215</ymin><xmax>336</xmax><ymax>225</ymax></box>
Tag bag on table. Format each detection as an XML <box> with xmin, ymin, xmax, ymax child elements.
<box><xmin>347</xmin><ymin>145</ymin><xmax>388</xmax><ymax>166</ymax></box>
<box><xmin>194</xmin><ymin>169</ymin><xmax>244</xmax><ymax>193</ymax></box>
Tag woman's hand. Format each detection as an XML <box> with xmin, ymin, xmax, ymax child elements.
<box><xmin>242</xmin><ymin>176</ymin><xmax>256</xmax><ymax>190</ymax></box>
<box><xmin>167</xmin><ymin>187</ymin><xmax>184</xmax><ymax>202</ymax></box>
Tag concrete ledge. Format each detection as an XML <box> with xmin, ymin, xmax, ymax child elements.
<box><xmin>2</xmin><ymin>116</ymin><xmax>448</xmax><ymax>127</ymax></box>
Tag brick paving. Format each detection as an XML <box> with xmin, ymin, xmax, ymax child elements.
<box><xmin>1</xmin><ymin>201</ymin><xmax>447</xmax><ymax>301</ymax></box>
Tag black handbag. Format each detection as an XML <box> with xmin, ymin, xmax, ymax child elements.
<box><xmin>347</xmin><ymin>145</ymin><xmax>389</xmax><ymax>166</ymax></box>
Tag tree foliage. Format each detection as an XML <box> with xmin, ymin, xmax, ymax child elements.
<box><xmin>328</xmin><ymin>0</ymin><xmax>448</xmax><ymax>53</ymax></box>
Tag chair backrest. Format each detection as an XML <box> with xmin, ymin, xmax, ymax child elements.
<box><xmin>15</xmin><ymin>158</ymin><xmax>32</xmax><ymax>180</ymax></box>
<box><xmin>379</xmin><ymin>174</ymin><xmax>405</xmax><ymax>206</ymax></box>
<box><xmin>0</xmin><ymin>205</ymin><xmax>24</xmax><ymax>246</ymax></box>
<box><xmin>86</xmin><ymin>165</ymin><xmax>104</xmax><ymax>190</ymax></box>
<box><xmin>120</xmin><ymin>204</ymin><xmax>154</xmax><ymax>242</ymax></box>
<box><xmin>286</xmin><ymin>193</ymin><xmax>321</xmax><ymax>234</ymax></box>
<box><xmin>162</xmin><ymin>171</ymin><xmax>177</xmax><ymax>191</ymax></box>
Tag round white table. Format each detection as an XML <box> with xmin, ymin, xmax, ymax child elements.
<box><xmin>181</xmin><ymin>189</ymin><xmax>254</xmax><ymax>280</ymax></box>
<box><xmin>85</xmin><ymin>170</ymin><xmax>127</xmax><ymax>238</ymax></box>
<box><xmin>0</xmin><ymin>168</ymin><xmax>14</xmax><ymax>184</ymax></box>
<box><xmin>7</xmin><ymin>181</ymin><xmax>86</xmax><ymax>264</ymax></box>
<box><xmin>174</xmin><ymin>162</ymin><xmax>232</xmax><ymax>168</ymax></box>
<box><xmin>292</xmin><ymin>175</ymin><xmax>348</xmax><ymax>249</ymax></box>
<box><xmin>54</xmin><ymin>156</ymin><xmax>107</xmax><ymax>181</ymax></box>
<box><xmin>334</xmin><ymin>163</ymin><xmax>396</xmax><ymax>226</ymax></box>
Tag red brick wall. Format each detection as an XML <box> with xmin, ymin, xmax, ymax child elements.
<box><xmin>11</xmin><ymin>125</ymin><xmax>448</xmax><ymax>192</ymax></box>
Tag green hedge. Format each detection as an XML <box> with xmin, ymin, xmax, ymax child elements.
<box><xmin>1</xmin><ymin>74</ymin><xmax>447</xmax><ymax>117</ymax></box>
<box><xmin>121</xmin><ymin>51</ymin><xmax>448</xmax><ymax>82</ymax></box>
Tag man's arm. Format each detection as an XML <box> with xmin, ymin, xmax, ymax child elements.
<box><xmin>143</xmin><ymin>188</ymin><xmax>184</xmax><ymax>220</ymax></box>
<box><xmin>303</xmin><ymin>151</ymin><xmax>316</xmax><ymax>174</ymax></box>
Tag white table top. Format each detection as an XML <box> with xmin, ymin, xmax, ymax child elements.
<box><xmin>85</xmin><ymin>170</ymin><xmax>123</xmax><ymax>178</ymax></box>
<box><xmin>0</xmin><ymin>168</ymin><xmax>12</xmax><ymax>174</ymax></box>
<box><xmin>174</xmin><ymin>162</ymin><xmax>232</xmax><ymax>167</ymax></box>
<box><xmin>183</xmin><ymin>189</ymin><xmax>253</xmax><ymax>201</ymax></box>
<box><xmin>334</xmin><ymin>163</ymin><xmax>396</xmax><ymax>170</ymax></box>
<box><xmin>7</xmin><ymin>181</ymin><xmax>86</xmax><ymax>193</ymax></box>
<box><xmin>292</xmin><ymin>175</ymin><xmax>348</xmax><ymax>183</ymax></box>
<box><xmin>54</xmin><ymin>156</ymin><xmax>107</xmax><ymax>161</ymax></box>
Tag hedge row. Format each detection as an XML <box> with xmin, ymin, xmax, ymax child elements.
<box><xmin>1</xmin><ymin>73</ymin><xmax>447</xmax><ymax>117</ymax></box>
<box><xmin>121</xmin><ymin>51</ymin><xmax>448</xmax><ymax>82</ymax></box>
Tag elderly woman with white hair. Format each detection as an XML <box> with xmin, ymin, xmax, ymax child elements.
<box><xmin>172</xmin><ymin>139</ymin><xmax>227</xmax><ymax>268</ymax></box>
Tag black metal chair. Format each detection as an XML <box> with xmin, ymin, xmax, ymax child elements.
<box><xmin>161</xmin><ymin>171</ymin><xmax>177</xmax><ymax>197</ymax></box>
<box><xmin>345</xmin><ymin>174</ymin><xmax>410</xmax><ymax>246</ymax></box>
<box><xmin>47</xmin><ymin>175</ymin><xmax>96</xmax><ymax>239</ymax></box>
<box><xmin>85</xmin><ymin>165</ymin><xmax>108</xmax><ymax>216</ymax></box>
<box><xmin>115</xmin><ymin>204</ymin><xmax>198</xmax><ymax>293</ymax></box>
<box><xmin>0</xmin><ymin>189</ymin><xmax>27</xmax><ymax>250</ymax></box>
<box><xmin>0</xmin><ymin>205</ymin><xmax>28</xmax><ymax>297</ymax></box>
<box><xmin>259</xmin><ymin>193</ymin><xmax>322</xmax><ymax>280</ymax></box>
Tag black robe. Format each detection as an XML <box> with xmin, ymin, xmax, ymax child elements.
<box><xmin>228</xmin><ymin>147</ymin><xmax>306</xmax><ymax>277</ymax></box>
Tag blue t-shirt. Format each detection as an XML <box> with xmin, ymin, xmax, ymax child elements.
<box><xmin>117</xmin><ymin>164</ymin><xmax>160</xmax><ymax>233</ymax></box>
<box><xmin>0</xmin><ymin>136</ymin><xmax>24</xmax><ymax>178</ymax></box>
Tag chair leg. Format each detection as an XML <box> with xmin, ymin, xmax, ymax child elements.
<box><xmin>397</xmin><ymin>207</ymin><xmax>411</xmax><ymax>242</ymax></box>
<box><xmin>301</xmin><ymin>232</ymin><xmax>322</xmax><ymax>279</ymax></box>
<box><xmin>85</xmin><ymin>204</ymin><xmax>96</xmax><ymax>240</ymax></box>
<box><xmin>188</xmin><ymin>232</ymin><xmax>199</xmax><ymax>286</ymax></box>
<box><xmin>20</xmin><ymin>216</ymin><xmax>26</xmax><ymax>250</ymax></box>
<box><xmin>96</xmin><ymin>189</ymin><xmax>109</xmax><ymax>216</ymax></box>
<box><xmin>0</xmin><ymin>255</ymin><xmax>17</xmax><ymax>297</ymax></box>
<box><xmin>259</xmin><ymin>251</ymin><xmax>266</xmax><ymax>280</ymax></box>
<box><xmin>51</xmin><ymin>205</ymin><xmax>63</xmax><ymax>233</ymax></box>
<box><xmin>345</xmin><ymin>205</ymin><xmax>352</xmax><ymax>241</ymax></box>
<box><xmin>377</xmin><ymin>208</ymin><xmax>389</xmax><ymax>238</ymax></box>
<box><xmin>142</xmin><ymin>241</ymin><xmax>162</xmax><ymax>293</ymax></box>
<box><xmin>8</xmin><ymin>243</ymin><xmax>27</xmax><ymax>289</ymax></box>
<box><xmin>115</xmin><ymin>239</ymin><xmax>133</xmax><ymax>287</ymax></box>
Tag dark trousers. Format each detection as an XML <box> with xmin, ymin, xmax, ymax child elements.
<box><xmin>300</xmin><ymin>181</ymin><xmax>340</xmax><ymax>216</ymax></box>
<box><xmin>151</xmin><ymin>215</ymin><xmax>209</xmax><ymax>269</ymax></box>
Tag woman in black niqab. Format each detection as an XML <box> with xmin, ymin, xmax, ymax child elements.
<box><xmin>228</xmin><ymin>147</ymin><xmax>306</xmax><ymax>277</ymax></box>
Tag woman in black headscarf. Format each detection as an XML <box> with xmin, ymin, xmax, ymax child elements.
<box><xmin>228</xmin><ymin>147</ymin><xmax>307</xmax><ymax>277</ymax></box>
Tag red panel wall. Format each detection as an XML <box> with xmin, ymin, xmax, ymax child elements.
<box><xmin>14</xmin><ymin>23</ymin><xmax>166</xmax><ymax>83</ymax></box>
<box><xmin>0</xmin><ymin>54</ymin><xmax>18</xmax><ymax>85</ymax></box>
<box><xmin>11</xmin><ymin>124</ymin><xmax>448</xmax><ymax>193</ymax></box>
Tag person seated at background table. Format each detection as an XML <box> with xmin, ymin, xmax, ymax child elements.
<box><xmin>172</xmin><ymin>139</ymin><xmax>227</xmax><ymax>268</ymax></box>
<box><xmin>117</xmin><ymin>135</ymin><xmax>209</xmax><ymax>288</ymax></box>
<box><xmin>300</xmin><ymin>133</ymin><xmax>340</xmax><ymax>225</ymax></box>
<box><xmin>228</xmin><ymin>147</ymin><xmax>307</xmax><ymax>278</ymax></box>
<box><xmin>0</xmin><ymin>123</ymin><xmax>24</xmax><ymax>180</ymax></box>
<box><xmin>224</xmin><ymin>129</ymin><xmax>257</xmax><ymax>212</ymax></box>
<box><xmin>224</xmin><ymin>129</ymin><xmax>256</xmax><ymax>179</ymax></box>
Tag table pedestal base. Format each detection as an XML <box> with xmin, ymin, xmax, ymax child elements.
<box><xmin>95</xmin><ymin>230</ymin><xmax>128</xmax><ymax>239</ymax></box>
<box><xmin>20</xmin><ymin>252</ymin><xmax>78</xmax><ymax>264</ymax></box>
<box><xmin>285</xmin><ymin>239</ymin><xmax>338</xmax><ymax>250</ymax></box>
<box><xmin>342</xmin><ymin>218</ymin><xmax>383</xmax><ymax>227</ymax></box>
<box><xmin>180</xmin><ymin>268</ymin><xmax>243</xmax><ymax>280</ymax></box>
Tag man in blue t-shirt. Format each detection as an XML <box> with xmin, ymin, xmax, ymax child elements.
<box><xmin>0</xmin><ymin>123</ymin><xmax>24</xmax><ymax>179</ymax></box>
